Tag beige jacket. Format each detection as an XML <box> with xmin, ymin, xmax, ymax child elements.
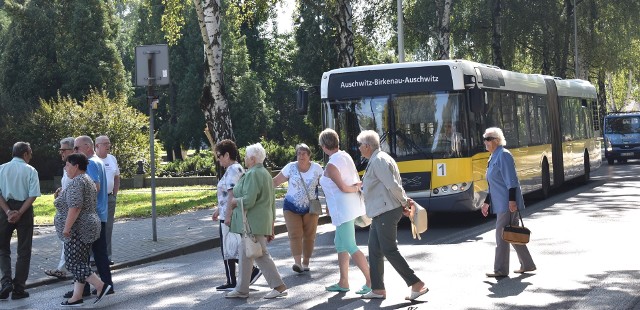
<box><xmin>361</xmin><ymin>149</ymin><xmax>408</xmax><ymax>218</ymax></box>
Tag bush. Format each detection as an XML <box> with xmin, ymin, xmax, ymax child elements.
<box><xmin>237</xmin><ymin>137</ymin><xmax>296</xmax><ymax>169</ymax></box>
<box><xmin>159</xmin><ymin>150</ymin><xmax>215</xmax><ymax>177</ymax></box>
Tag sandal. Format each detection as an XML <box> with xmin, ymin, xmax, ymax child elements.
<box><xmin>325</xmin><ymin>284</ymin><xmax>349</xmax><ymax>292</ymax></box>
<box><xmin>44</xmin><ymin>269</ymin><xmax>67</xmax><ymax>279</ymax></box>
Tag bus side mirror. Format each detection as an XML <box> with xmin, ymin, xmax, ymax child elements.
<box><xmin>296</xmin><ymin>88</ymin><xmax>309</xmax><ymax>115</ymax></box>
<box><xmin>470</xmin><ymin>87</ymin><xmax>484</xmax><ymax>114</ymax></box>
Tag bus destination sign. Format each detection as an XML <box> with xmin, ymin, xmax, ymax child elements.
<box><xmin>327</xmin><ymin>65</ymin><xmax>454</xmax><ymax>99</ymax></box>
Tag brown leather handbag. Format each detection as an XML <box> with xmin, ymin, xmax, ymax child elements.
<box><xmin>502</xmin><ymin>211</ymin><xmax>530</xmax><ymax>245</ymax></box>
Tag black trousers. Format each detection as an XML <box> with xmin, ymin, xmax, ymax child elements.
<box><xmin>0</xmin><ymin>200</ymin><xmax>33</xmax><ymax>291</ymax></box>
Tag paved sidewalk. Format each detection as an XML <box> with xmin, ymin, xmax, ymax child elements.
<box><xmin>20</xmin><ymin>197</ymin><xmax>330</xmax><ymax>289</ymax></box>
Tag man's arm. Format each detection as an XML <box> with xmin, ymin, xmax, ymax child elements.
<box><xmin>113</xmin><ymin>175</ymin><xmax>120</xmax><ymax>196</ymax></box>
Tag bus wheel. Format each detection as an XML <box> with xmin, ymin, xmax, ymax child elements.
<box><xmin>607</xmin><ymin>158</ymin><xmax>614</xmax><ymax>165</ymax></box>
<box><xmin>541</xmin><ymin>160</ymin><xmax>550</xmax><ymax>199</ymax></box>
<box><xmin>581</xmin><ymin>153</ymin><xmax>591</xmax><ymax>184</ymax></box>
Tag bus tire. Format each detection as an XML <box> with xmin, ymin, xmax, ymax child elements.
<box><xmin>607</xmin><ymin>158</ymin><xmax>614</xmax><ymax>165</ymax></box>
<box><xmin>541</xmin><ymin>160</ymin><xmax>550</xmax><ymax>199</ymax></box>
<box><xmin>581</xmin><ymin>152</ymin><xmax>591</xmax><ymax>184</ymax></box>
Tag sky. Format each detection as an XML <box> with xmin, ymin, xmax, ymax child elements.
<box><xmin>274</xmin><ymin>0</ymin><xmax>295</xmax><ymax>33</ymax></box>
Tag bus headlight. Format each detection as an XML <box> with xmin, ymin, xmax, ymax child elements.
<box><xmin>606</xmin><ymin>139</ymin><xmax>612</xmax><ymax>152</ymax></box>
<box><xmin>451</xmin><ymin>184</ymin><xmax>459</xmax><ymax>191</ymax></box>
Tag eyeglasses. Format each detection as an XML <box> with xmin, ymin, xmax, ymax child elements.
<box><xmin>73</xmin><ymin>146</ymin><xmax>80</xmax><ymax>151</ymax></box>
<box><xmin>483</xmin><ymin>137</ymin><xmax>496</xmax><ymax>142</ymax></box>
<box><xmin>216</xmin><ymin>153</ymin><xmax>223</xmax><ymax>158</ymax></box>
<box><xmin>357</xmin><ymin>142</ymin><xmax>366</xmax><ymax>147</ymax></box>
<box><xmin>59</xmin><ymin>148</ymin><xmax>72</xmax><ymax>152</ymax></box>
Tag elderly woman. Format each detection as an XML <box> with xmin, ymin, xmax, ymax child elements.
<box><xmin>272</xmin><ymin>143</ymin><xmax>323</xmax><ymax>273</ymax></box>
<box><xmin>225</xmin><ymin>143</ymin><xmax>288</xmax><ymax>299</ymax></box>
<box><xmin>481</xmin><ymin>127</ymin><xmax>536</xmax><ymax>277</ymax></box>
<box><xmin>357</xmin><ymin>130</ymin><xmax>427</xmax><ymax>301</ymax></box>
<box><xmin>54</xmin><ymin>153</ymin><xmax>111</xmax><ymax>306</ymax></box>
<box><xmin>211</xmin><ymin>139</ymin><xmax>262</xmax><ymax>291</ymax></box>
<box><xmin>318</xmin><ymin>129</ymin><xmax>371</xmax><ymax>295</ymax></box>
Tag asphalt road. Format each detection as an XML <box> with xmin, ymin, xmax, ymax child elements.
<box><xmin>3</xmin><ymin>160</ymin><xmax>640</xmax><ymax>309</ymax></box>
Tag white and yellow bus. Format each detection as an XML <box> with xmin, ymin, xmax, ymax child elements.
<box><xmin>319</xmin><ymin>60</ymin><xmax>601</xmax><ymax>212</ymax></box>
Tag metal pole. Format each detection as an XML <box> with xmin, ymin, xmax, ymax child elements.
<box><xmin>573</xmin><ymin>0</ymin><xmax>579</xmax><ymax>79</ymax></box>
<box><xmin>146</xmin><ymin>54</ymin><xmax>158</xmax><ymax>242</ymax></box>
<box><xmin>397</xmin><ymin>0</ymin><xmax>405</xmax><ymax>62</ymax></box>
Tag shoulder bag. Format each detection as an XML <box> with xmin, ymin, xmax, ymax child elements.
<box><xmin>502</xmin><ymin>211</ymin><xmax>531</xmax><ymax>245</ymax></box>
<box><xmin>239</xmin><ymin>199</ymin><xmax>263</xmax><ymax>258</ymax></box>
<box><xmin>297</xmin><ymin>164</ymin><xmax>323</xmax><ymax>215</ymax></box>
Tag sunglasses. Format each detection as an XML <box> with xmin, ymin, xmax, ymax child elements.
<box><xmin>483</xmin><ymin>137</ymin><xmax>496</xmax><ymax>142</ymax></box>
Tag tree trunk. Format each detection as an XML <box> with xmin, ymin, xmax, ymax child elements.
<box><xmin>434</xmin><ymin>0</ymin><xmax>453</xmax><ymax>60</ymax></box>
<box><xmin>558</xmin><ymin>0</ymin><xmax>573</xmax><ymax>78</ymax></box>
<box><xmin>193</xmin><ymin>0</ymin><xmax>234</xmax><ymax>147</ymax></box>
<box><xmin>491</xmin><ymin>0</ymin><xmax>503</xmax><ymax>68</ymax></box>
<box><xmin>335</xmin><ymin>0</ymin><xmax>355</xmax><ymax>67</ymax></box>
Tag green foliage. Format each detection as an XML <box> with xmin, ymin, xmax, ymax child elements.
<box><xmin>250</xmin><ymin>137</ymin><xmax>297</xmax><ymax>169</ymax></box>
<box><xmin>25</xmin><ymin>89</ymin><xmax>153</xmax><ymax>179</ymax></box>
<box><xmin>159</xmin><ymin>150</ymin><xmax>215</xmax><ymax>177</ymax></box>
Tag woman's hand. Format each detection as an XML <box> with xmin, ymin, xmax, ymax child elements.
<box><xmin>508</xmin><ymin>201</ymin><xmax>517</xmax><ymax>212</ymax></box>
<box><xmin>211</xmin><ymin>208</ymin><xmax>219</xmax><ymax>221</ymax></box>
<box><xmin>224</xmin><ymin>211</ymin><xmax>232</xmax><ymax>226</ymax></box>
<box><xmin>402</xmin><ymin>199</ymin><xmax>413</xmax><ymax>217</ymax></box>
<box><xmin>481</xmin><ymin>203</ymin><xmax>490</xmax><ymax>217</ymax></box>
<box><xmin>63</xmin><ymin>228</ymin><xmax>71</xmax><ymax>238</ymax></box>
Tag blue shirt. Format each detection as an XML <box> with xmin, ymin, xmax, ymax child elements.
<box><xmin>0</xmin><ymin>157</ymin><xmax>41</xmax><ymax>201</ymax></box>
<box><xmin>87</xmin><ymin>155</ymin><xmax>108</xmax><ymax>222</ymax></box>
<box><xmin>486</xmin><ymin>146</ymin><xmax>525</xmax><ymax>214</ymax></box>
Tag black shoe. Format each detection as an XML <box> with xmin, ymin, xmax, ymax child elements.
<box><xmin>63</xmin><ymin>289</ymin><xmax>91</xmax><ymax>298</ymax></box>
<box><xmin>94</xmin><ymin>284</ymin><xmax>111</xmax><ymax>304</ymax></box>
<box><xmin>92</xmin><ymin>287</ymin><xmax>115</xmax><ymax>295</ymax></box>
<box><xmin>11</xmin><ymin>290</ymin><xmax>29</xmax><ymax>300</ymax></box>
<box><xmin>216</xmin><ymin>283</ymin><xmax>236</xmax><ymax>291</ymax></box>
<box><xmin>0</xmin><ymin>284</ymin><xmax>12</xmax><ymax>299</ymax></box>
<box><xmin>61</xmin><ymin>299</ymin><xmax>84</xmax><ymax>306</ymax></box>
<box><xmin>109</xmin><ymin>260</ymin><xmax>115</xmax><ymax>265</ymax></box>
<box><xmin>250</xmin><ymin>267</ymin><xmax>262</xmax><ymax>285</ymax></box>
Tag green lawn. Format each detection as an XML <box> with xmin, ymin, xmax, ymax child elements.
<box><xmin>33</xmin><ymin>185</ymin><xmax>286</xmax><ymax>225</ymax></box>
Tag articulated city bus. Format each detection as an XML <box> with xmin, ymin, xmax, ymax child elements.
<box><xmin>319</xmin><ymin>60</ymin><xmax>601</xmax><ymax>212</ymax></box>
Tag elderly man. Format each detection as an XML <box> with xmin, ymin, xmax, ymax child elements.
<box><xmin>44</xmin><ymin>137</ymin><xmax>76</xmax><ymax>280</ymax></box>
<box><xmin>95</xmin><ymin>135</ymin><xmax>120</xmax><ymax>264</ymax></box>
<box><xmin>0</xmin><ymin>142</ymin><xmax>41</xmax><ymax>300</ymax></box>
<box><xmin>357</xmin><ymin>130</ymin><xmax>428</xmax><ymax>301</ymax></box>
<box><xmin>67</xmin><ymin>136</ymin><xmax>114</xmax><ymax>298</ymax></box>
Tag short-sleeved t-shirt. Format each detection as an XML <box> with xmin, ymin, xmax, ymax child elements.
<box><xmin>87</xmin><ymin>155</ymin><xmax>108</xmax><ymax>222</ymax></box>
<box><xmin>217</xmin><ymin>163</ymin><xmax>244</xmax><ymax>219</ymax></box>
<box><xmin>281</xmin><ymin>161</ymin><xmax>323</xmax><ymax>214</ymax></box>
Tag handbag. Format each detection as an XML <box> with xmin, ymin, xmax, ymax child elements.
<box><xmin>238</xmin><ymin>199</ymin><xmax>263</xmax><ymax>258</ymax></box>
<box><xmin>409</xmin><ymin>201</ymin><xmax>428</xmax><ymax>239</ymax></box>
<box><xmin>502</xmin><ymin>211</ymin><xmax>531</xmax><ymax>245</ymax></box>
<box><xmin>354</xmin><ymin>193</ymin><xmax>371</xmax><ymax>227</ymax></box>
<box><xmin>297</xmin><ymin>164</ymin><xmax>323</xmax><ymax>215</ymax></box>
<box><xmin>221</xmin><ymin>223</ymin><xmax>241</xmax><ymax>259</ymax></box>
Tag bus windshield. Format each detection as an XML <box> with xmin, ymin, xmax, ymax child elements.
<box><xmin>605</xmin><ymin>116</ymin><xmax>640</xmax><ymax>134</ymax></box>
<box><xmin>325</xmin><ymin>91</ymin><xmax>468</xmax><ymax>167</ymax></box>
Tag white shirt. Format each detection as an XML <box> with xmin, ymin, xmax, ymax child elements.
<box><xmin>319</xmin><ymin>151</ymin><xmax>365</xmax><ymax>226</ymax></box>
<box><xmin>99</xmin><ymin>154</ymin><xmax>120</xmax><ymax>194</ymax></box>
<box><xmin>281</xmin><ymin>161</ymin><xmax>323</xmax><ymax>208</ymax></box>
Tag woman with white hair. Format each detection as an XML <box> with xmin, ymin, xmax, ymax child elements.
<box><xmin>225</xmin><ymin>143</ymin><xmax>288</xmax><ymax>299</ymax></box>
<box><xmin>481</xmin><ymin>127</ymin><xmax>536</xmax><ymax>277</ymax></box>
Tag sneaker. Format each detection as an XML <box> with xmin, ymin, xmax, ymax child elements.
<box><xmin>302</xmin><ymin>265</ymin><xmax>310</xmax><ymax>272</ymax></box>
<box><xmin>225</xmin><ymin>290</ymin><xmax>249</xmax><ymax>298</ymax></box>
<box><xmin>0</xmin><ymin>284</ymin><xmax>12</xmax><ymax>300</ymax></box>
<box><xmin>94</xmin><ymin>284</ymin><xmax>112</xmax><ymax>305</ymax></box>
<box><xmin>292</xmin><ymin>264</ymin><xmax>303</xmax><ymax>273</ymax></box>
<box><xmin>91</xmin><ymin>287</ymin><xmax>115</xmax><ymax>295</ymax></box>
<box><xmin>11</xmin><ymin>290</ymin><xmax>29</xmax><ymax>300</ymax></box>
<box><xmin>64</xmin><ymin>289</ymin><xmax>91</xmax><ymax>298</ymax></box>
<box><xmin>263</xmin><ymin>289</ymin><xmax>288</xmax><ymax>299</ymax></box>
<box><xmin>216</xmin><ymin>283</ymin><xmax>236</xmax><ymax>291</ymax></box>
<box><xmin>249</xmin><ymin>267</ymin><xmax>262</xmax><ymax>285</ymax></box>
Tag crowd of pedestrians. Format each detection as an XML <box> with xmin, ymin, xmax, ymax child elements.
<box><xmin>0</xmin><ymin>126</ymin><xmax>535</xmax><ymax>304</ymax></box>
<box><xmin>0</xmin><ymin>135</ymin><xmax>119</xmax><ymax>306</ymax></box>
